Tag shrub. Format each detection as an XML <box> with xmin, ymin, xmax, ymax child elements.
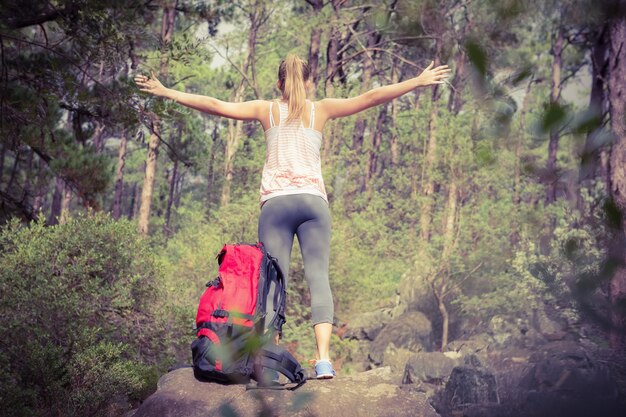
<box><xmin>0</xmin><ymin>212</ymin><xmax>162</xmax><ymax>417</ymax></box>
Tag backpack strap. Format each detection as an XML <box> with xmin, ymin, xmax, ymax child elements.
<box><xmin>252</xmin><ymin>343</ymin><xmax>306</xmax><ymax>389</ymax></box>
<box><xmin>209</xmin><ymin>310</ymin><xmax>255</xmax><ymax>321</ymax></box>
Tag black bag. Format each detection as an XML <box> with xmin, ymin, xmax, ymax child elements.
<box><xmin>191</xmin><ymin>242</ymin><xmax>306</xmax><ymax>389</ymax></box>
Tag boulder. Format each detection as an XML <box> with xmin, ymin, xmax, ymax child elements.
<box><xmin>128</xmin><ymin>366</ymin><xmax>441</xmax><ymax>417</ymax></box>
<box><xmin>446</xmin><ymin>335</ymin><xmax>492</xmax><ymax>364</ymax></box>
<box><xmin>432</xmin><ymin>363</ymin><xmax>499</xmax><ymax>417</ymax></box>
<box><xmin>381</xmin><ymin>345</ymin><xmax>415</xmax><ymax>376</ymax></box>
<box><xmin>402</xmin><ymin>352</ymin><xmax>462</xmax><ymax>385</ymax></box>
<box><xmin>448</xmin><ymin>341</ymin><xmax>625</xmax><ymax>417</ymax></box>
<box><xmin>344</xmin><ymin>308</ymin><xmax>395</xmax><ymax>341</ymax></box>
<box><xmin>487</xmin><ymin>315</ymin><xmax>532</xmax><ymax>348</ymax></box>
<box><xmin>514</xmin><ymin>340</ymin><xmax>622</xmax><ymax>417</ymax></box>
<box><xmin>347</xmin><ymin>340</ymin><xmax>373</xmax><ymax>372</ymax></box>
<box><xmin>521</xmin><ymin>341</ymin><xmax>615</xmax><ymax>395</ymax></box>
<box><xmin>369</xmin><ymin>311</ymin><xmax>433</xmax><ymax>365</ymax></box>
<box><xmin>532</xmin><ymin>309</ymin><xmax>567</xmax><ymax>341</ymax></box>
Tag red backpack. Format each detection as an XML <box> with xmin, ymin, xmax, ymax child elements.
<box><xmin>191</xmin><ymin>242</ymin><xmax>306</xmax><ymax>389</ymax></box>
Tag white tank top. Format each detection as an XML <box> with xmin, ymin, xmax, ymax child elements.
<box><xmin>259</xmin><ymin>99</ymin><xmax>328</xmax><ymax>205</ymax></box>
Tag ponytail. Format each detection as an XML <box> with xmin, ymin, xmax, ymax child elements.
<box><xmin>278</xmin><ymin>54</ymin><xmax>311</xmax><ymax>122</ymax></box>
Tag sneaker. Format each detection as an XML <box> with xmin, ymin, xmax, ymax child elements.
<box><xmin>315</xmin><ymin>359</ymin><xmax>336</xmax><ymax>379</ymax></box>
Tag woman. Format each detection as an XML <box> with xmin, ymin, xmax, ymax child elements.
<box><xmin>135</xmin><ymin>54</ymin><xmax>450</xmax><ymax>379</ymax></box>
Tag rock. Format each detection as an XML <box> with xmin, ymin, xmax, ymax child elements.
<box><xmin>433</xmin><ymin>364</ymin><xmax>499</xmax><ymax>416</ymax></box>
<box><xmin>515</xmin><ymin>340</ymin><xmax>621</xmax><ymax>416</ymax></box>
<box><xmin>347</xmin><ymin>340</ymin><xmax>373</xmax><ymax>372</ymax></box>
<box><xmin>455</xmin><ymin>340</ymin><xmax>625</xmax><ymax>417</ymax></box>
<box><xmin>442</xmin><ymin>366</ymin><xmax>499</xmax><ymax>408</ymax></box>
<box><xmin>533</xmin><ymin>309</ymin><xmax>567</xmax><ymax>341</ymax></box>
<box><xmin>344</xmin><ymin>308</ymin><xmax>395</xmax><ymax>341</ymax></box>
<box><xmin>130</xmin><ymin>366</ymin><xmax>441</xmax><ymax>417</ymax></box>
<box><xmin>381</xmin><ymin>345</ymin><xmax>415</xmax><ymax>376</ymax></box>
<box><xmin>458</xmin><ymin>403</ymin><xmax>518</xmax><ymax>417</ymax></box>
<box><xmin>369</xmin><ymin>311</ymin><xmax>432</xmax><ymax>365</ymax></box>
<box><xmin>446</xmin><ymin>335</ymin><xmax>492</xmax><ymax>363</ymax></box>
<box><xmin>522</xmin><ymin>341</ymin><xmax>615</xmax><ymax>395</ymax></box>
<box><xmin>402</xmin><ymin>352</ymin><xmax>462</xmax><ymax>385</ymax></box>
<box><xmin>487</xmin><ymin>315</ymin><xmax>544</xmax><ymax>348</ymax></box>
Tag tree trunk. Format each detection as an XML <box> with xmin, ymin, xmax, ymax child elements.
<box><xmin>23</xmin><ymin>149</ymin><xmax>34</xmax><ymax>202</ymax></box>
<box><xmin>608</xmin><ymin>15</ymin><xmax>626</xmax><ymax>349</ymax></box>
<box><xmin>221</xmin><ymin>104</ymin><xmax>245</xmax><ymax>206</ymax></box>
<box><xmin>390</xmin><ymin>61</ymin><xmax>400</xmax><ymax>166</ymax></box>
<box><xmin>0</xmin><ymin>142</ymin><xmax>5</xmax><ymax>187</ymax></box>
<box><xmin>112</xmin><ymin>131</ymin><xmax>128</xmax><ymax>220</ymax></box>
<box><xmin>447</xmin><ymin>48</ymin><xmax>466</xmax><ymax>115</ymax></box>
<box><xmin>33</xmin><ymin>156</ymin><xmax>46</xmax><ymax>214</ymax></box>
<box><xmin>419</xmin><ymin>99</ymin><xmax>439</xmax><ymax>243</ymax></box>
<box><xmin>164</xmin><ymin>157</ymin><xmax>178</xmax><ymax>238</ymax></box>
<box><xmin>92</xmin><ymin>121</ymin><xmax>106</xmax><ymax>153</ymax></box>
<box><xmin>438</xmin><ymin>180</ymin><xmax>458</xmax><ymax>350</ymax></box>
<box><xmin>579</xmin><ymin>26</ymin><xmax>609</xmax><ymax>199</ymax></box>
<box><xmin>6</xmin><ymin>149</ymin><xmax>19</xmax><ymax>192</ymax></box>
<box><xmin>546</xmin><ymin>26</ymin><xmax>564</xmax><ymax>204</ymax></box>
<box><xmin>138</xmin><ymin>0</ymin><xmax>177</xmax><ymax>235</ymax></box>
<box><xmin>364</xmin><ymin>104</ymin><xmax>387</xmax><ymax>194</ymax></box>
<box><xmin>351</xmin><ymin>30</ymin><xmax>377</xmax><ymax>153</ymax></box>
<box><xmin>174</xmin><ymin>171</ymin><xmax>185</xmax><ymax>208</ymax></box>
<box><xmin>220</xmin><ymin>2</ymin><xmax>263</xmax><ymax>206</ymax></box>
<box><xmin>306</xmin><ymin>0</ymin><xmax>324</xmax><ymax>95</ymax></box>
<box><xmin>48</xmin><ymin>176</ymin><xmax>64</xmax><ymax>225</ymax></box>
<box><xmin>441</xmin><ymin>182</ymin><xmax>458</xmax><ymax>261</ymax></box>
<box><xmin>207</xmin><ymin>123</ymin><xmax>218</xmax><ymax>206</ymax></box>
<box><xmin>128</xmin><ymin>182</ymin><xmax>138</xmax><ymax>220</ymax></box>
<box><xmin>323</xmin><ymin>25</ymin><xmax>340</xmax><ymax>162</ymax></box>
<box><xmin>345</xmin><ymin>29</ymin><xmax>379</xmax><ymax>200</ymax></box>
<box><xmin>138</xmin><ymin>124</ymin><xmax>159</xmax><ymax>235</ymax></box>
<box><xmin>514</xmin><ymin>77</ymin><xmax>535</xmax><ymax>205</ymax></box>
<box><xmin>401</xmin><ymin>56</ymin><xmax>443</xmax><ymax>310</ymax></box>
<box><xmin>418</xmin><ymin>37</ymin><xmax>442</xmax><ymax>241</ymax></box>
<box><xmin>59</xmin><ymin>181</ymin><xmax>71</xmax><ymax>225</ymax></box>
<box><xmin>324</xmin><ymin>24</ymin><xmax>339</xmax><ymax>99</ymax></box>
<box><xmin>433</xmin><ymin>284</ymin><xmax>450</xmax><ymax>350</ymax></box>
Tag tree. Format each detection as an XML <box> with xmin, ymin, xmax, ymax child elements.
<box><xmin>607</xmin><ymin>8</ymin><xmax>626</xmax><ymax>348</ymax></box>
<box><xmin>220</xmin><ymin>0</ymin><xmax>268</xmax><ymax>206</ymax></box>
<box><xmin>138</xmin><ymin>0</ymin><xmax>178</xmax><ymax>236</ymax></box>
<box><xmin>0</xmin><ymin>1</ymin><xmax>160</xmax><ymax>223</ymax></box>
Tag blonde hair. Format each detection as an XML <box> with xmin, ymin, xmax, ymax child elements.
<box><xmin>277</xmin><ymin>54</ymin><xmax>310</xmax><ymax>122</ymax></box>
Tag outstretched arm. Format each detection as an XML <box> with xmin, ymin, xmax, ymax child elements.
<box><xmin>318</xmin><ymin>61</ymin><xmax>451</xmax><ymax>121</ymax></box>
<box><xmin>134</xmin><ymin>72</ymin><xmax>263</xmax><ymax>121</ymax></box>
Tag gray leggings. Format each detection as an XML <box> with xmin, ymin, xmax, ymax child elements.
<box><xmin>258</xmin><ymin>193</ymin><xmax>333</xmax><ymax>326</ymax></box>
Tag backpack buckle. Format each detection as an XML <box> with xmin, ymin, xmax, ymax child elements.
<box><xmin>206</xmin><ymin>276</ymin><xmax>221</xmax><ymax>288</ymax></box>
<box><xmin>212</xmin><ymin>309</ymin><xmax>229</xmax><ymax>318</ymax></box>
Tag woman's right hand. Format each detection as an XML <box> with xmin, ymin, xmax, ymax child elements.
<box><xmin>134</xmin><ymin>71</ymin><xmax>168</xmax><ymax>97</ymax></box>
<box><xmin>417</xmin><ymin>61</ymin><xmax>451</xmax><ymax>86</ymax></box>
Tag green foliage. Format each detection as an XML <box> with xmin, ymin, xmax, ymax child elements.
<box><xmin>67</xmin><ymin>339</ymin><xmax>150</xmax><ymax>416</ymax></box>
<box><xmin>1</xmin><ymin>0</ymin><xmax>620</xmax><ymax>411</ymax></box>
<box><xmin>455</xmin><ymin>197</ymin><xmax>610</xmax><ymax>327</ymax></box>
<box><xmin>0</xmin><ymin>212</ymin><xmax>163</xmax><ymax>416</ymax></box>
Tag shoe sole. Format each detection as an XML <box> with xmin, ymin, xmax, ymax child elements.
<box><xmin>316</xmin><ymin>374</ymin><xmax>335</xmax><ymax>379</ymax></box>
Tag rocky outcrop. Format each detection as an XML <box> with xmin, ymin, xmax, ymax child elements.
<box><xmin>129</xmin><ymin>366</ymin><xmax>440</xmax><ymax>417</ymax></box>
<box><xmin>515</xmin><ymin>340</ymin><xmax>621</xmax><ymax>417</ymax></box>
<box><xmin>369</xmin><ymin>311</ymin><xmax>433</xmax><ymax>365</ymax></box>
<box><xmin>427</xmin><ymin>340</ymin><xmax>625</xmax><ymax>417</ymax></box>
<box><xmin>402</xmin><ymin>352</ymin><xmax>462</xmax><ymax>385</ymax></box>
<box><xmin>435</xmin><ymin>364</ymin><xmax>499</xmax><ymax>414</ymax></box>
<box><xmin>344</xmin><ymin>308</ymin><xmax>395</xmax><ymax>341</ymax></box>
